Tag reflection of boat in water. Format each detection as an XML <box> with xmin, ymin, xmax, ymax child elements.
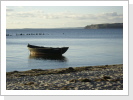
<box><xmin>29</xmin><ymin>54</ymin><xmax>67</xmax><ymax>62</ymax></box>
<box><xmin>27</xmin><ymin>44</ymin><xmax>69</xmax><ymax>55</ymax></box>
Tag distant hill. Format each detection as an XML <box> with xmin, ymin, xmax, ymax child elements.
<box><xmin>85</xmin><ymin>23</ymin><xmax>123</xmax><ymax>29</ymax></box>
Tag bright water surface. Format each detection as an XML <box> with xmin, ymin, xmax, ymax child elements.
<box><xmin>6</xmin><ymin>29</ymin><xmax>123</xmax><ymax>72</ymax></box>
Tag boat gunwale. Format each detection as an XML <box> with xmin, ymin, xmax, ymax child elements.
<box><xmin>27</xmin><ymin>44</ymin><xmax>69</xmax><ymax>49</ymax></box>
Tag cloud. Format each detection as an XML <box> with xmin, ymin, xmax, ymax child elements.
<box><xmin>102</xmin><ymin>12</ymin><xmax>118</xmax><ymax>16</ymax></box>
<box><xmin>100</xmin><ymin>12</ymin><xmax>122</xmax><ymax>19</ymax></box>
<box><xmin>6</xmin><ymin>8</ymin><xmax>14</xmax><ymax>12</ymax></box>
<box><xmin>6</xmin><ymin>10</ymin><xmax>123</xmax><ymax>28</ymax></box>
<box><xmin>6</xmin><ymin>10</ymin><xmax>43</xmax><ymax>18</ymax></box>
<box><xmin>6</xmin><ymin>10</ymin><xmax>122</xmax><ymax>19</ymax></box>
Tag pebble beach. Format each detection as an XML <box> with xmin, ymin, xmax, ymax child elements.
<box><xmin>6</xmin><ymin>64</ymin><xmax>123</xmax><ymax>90</ymax></box>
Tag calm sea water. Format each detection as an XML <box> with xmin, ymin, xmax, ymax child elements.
<box><xmin>6</xmin><ymin>29</ymin><xmax>123</xmax><ymax>72</ymax></box>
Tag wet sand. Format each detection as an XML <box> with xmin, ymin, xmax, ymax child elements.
<box><xmin>6</xmin><ymin>64</ymin><xmax>123</xmax><ymax>90</ymax></box>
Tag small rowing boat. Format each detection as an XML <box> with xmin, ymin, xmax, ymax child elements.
<box><xmin>27</xmin><ymin>44</ymin><xmax>69</xmax><ymax>55</ymax></box>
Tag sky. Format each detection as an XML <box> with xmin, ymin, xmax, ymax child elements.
<box><xmin>6</xmin><ymin>6</ymin><xmax>123</xmax><ymax>29</ymax></box>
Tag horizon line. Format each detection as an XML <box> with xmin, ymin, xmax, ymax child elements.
<box><xmin>6</xmin><ymin>27</ymin><xmax>84</xmax><ymax>30</ymax></box>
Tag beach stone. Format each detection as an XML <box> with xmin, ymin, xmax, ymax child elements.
<box><xmin>24</xmin><ymin>82</ymin><xmax>35</xmax><ymax>85</ymax></box>
<box><xmin>103</xmin><ymin>76</ymin><xmax>111</xmax><ymax>80</ymax></box>
<box><xmin>68</xmin><ymin>67</ymin><xmax>74</xmax><ymax>70</ymax></box>
<box><xmin>69</xmin><ymin>79</ymin><xmax>78</xmax><ymax>83</ymax></box>
<box><xmin>95</xmin><ymin>78</ymin><xmax>105</xmax><ymax>82</ymax></box>
<box><xmin>60</xmin><ymin>86</ymin><xmax>70</xmax><ymax>90</ymax></box>
<box><xmin>79</xmin><ymin>78</ymin><xmax>91</xmax><ymax>82</ymax></box>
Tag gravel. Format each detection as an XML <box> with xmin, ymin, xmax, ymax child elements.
<box><xmin>6</xmin><ymin>64</ymin><xmax>123</xmax><ymax>90</ymax></box>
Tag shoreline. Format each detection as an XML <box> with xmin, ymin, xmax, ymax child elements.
<box><xmin>6</xmin><ymin>64</ymin><xmax>123</xmax><ymax>90</ymax></box>
<box><xmin>6</xmin><ymin>64</ymin><xmax>122</xmax><ymax>76</ymax></box>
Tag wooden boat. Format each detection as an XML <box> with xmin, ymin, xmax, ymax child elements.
<box><xmin>27</xmin><ymin>44</ymin><xmax>69</xmax><ymax>55</ymax></box>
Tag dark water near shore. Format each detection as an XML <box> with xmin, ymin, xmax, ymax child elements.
<box><xmin>6</xmin><ymin>29</ymin><xmax>123</xmax><ymax>72</ymax></box>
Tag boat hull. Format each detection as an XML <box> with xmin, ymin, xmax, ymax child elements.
<box><xmin>27</xmin><ymin>44</ymin><xmax>69</xmax><ymax>55</ymax></box>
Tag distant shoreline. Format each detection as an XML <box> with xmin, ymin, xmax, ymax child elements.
<box><xmin>85</xmin><ymin>23</ymin><xmax>123</xmax><ymax>29</ymax></box>
<box><xmin>6</xmin><ymin>27</ymin><xmax>84</xmax><ymax>30</ymax></box>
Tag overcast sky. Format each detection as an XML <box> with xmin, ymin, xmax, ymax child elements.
<box><xmin>6</xmin><ymin>6</ymin><xmax>123</xmax><ymax>29</ymax></box>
